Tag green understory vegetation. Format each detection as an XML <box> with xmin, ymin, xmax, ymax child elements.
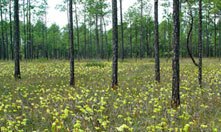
<box><xmin>0</xmin><ymin>59</ymin><xmax>221</xmax><ymax>131</ymax></box>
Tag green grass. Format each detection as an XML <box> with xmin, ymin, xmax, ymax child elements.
<box><xmin>0</xmin><ymin>59</ymin><xmax>221</xmax><ymax>131</ymax></box>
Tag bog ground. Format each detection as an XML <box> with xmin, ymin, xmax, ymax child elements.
<box><xmin>0</xmin><ymin>59</ymin><xmax>221</xmax><ymax>131</ymax></box>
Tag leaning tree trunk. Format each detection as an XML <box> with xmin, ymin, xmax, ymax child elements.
<box><xmin>171</xmin><ymin>0</ymin><xmax>180</xmax><ymax>108</ymax></box>
<box><xmin>14</xmin><ymin>0</ymin><xmax>21</xmax><ymax>79</ymax></box>
<box><xmin>112</xmin><ymin>0</ymin><xmax>118</xmax><ymax>89</ymax></box>
<box><xmin>154</xmin><ymin>0</ymin><xmax>160</xmax><ymax>82</ymax></box>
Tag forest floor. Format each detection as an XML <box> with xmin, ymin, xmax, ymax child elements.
<box><xmin>0</xmin><ymin>59</ymin><xmax>221</xmax><ymax>131</ymax></box>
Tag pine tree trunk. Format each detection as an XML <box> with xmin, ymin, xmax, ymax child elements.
<box><xmin>112</xmin><ymin>0</ymin><xmax>118</xmax><ymax>89</ymax></box>
<box><xmin>103</xmin><ymin>17</ymin><xmax>108</xmax><ymax>59</ymax></box>
<box><xmin>84</xmin><ymin>15</ymin><xmax>87</xmax><ymax>59</ymax></box>
<box><xmin>74</xmin><ymin>2</ymin><xmax>80</xmax><ymax>60</ymax></box>
<box><xmin>120</xmin><ymin>0</ymin><xmax>124</xmax><ymax>61</ymax></box>
<box><xmin>135</xmin><ymin>22</ymin><xmax>138</xmax><ymax>59</ymax></box>
<box><xmin>140</xmin><ymin>0</ymin><xmax>143</xmax><ymax>59</ymax></box>
<box><xmin>100</xmin><ymin>17</ymin><xmax>104</xmax><ymax>59</ymax></box>
<box><xmin>9</xmin><ymin>0</ymin><xmax>14</xmax><ymax>60</ymax></box>
<box><xmin>171</xmin><ymin>0</ymin><xmax>180</xmax><ymax>108</ymax></box>
<box><xmin>5</xmin><ymin>13</ymin><xmax>9</xmax><ymax>60</ymax></box>
<box><xmin>69</xmin><ymin>0</ymin><xmax>75</xmax><ymax>86</ymax></box>
<box><xmin>206</xmin><ymin>11</ymin><xmax>209</xmax><ymax>57</ymax></box>
<box><xmin>89</xmin><ymin>22</ymin><xmax>92</xmax><ymax>58</ymax></box>
<box><xmin>14</xmin><ymin>0</ymin><xmax>21</xmax><ymax>79</ymax></box>
<box><xmin>219</xmin><ymin>19</ymin><xmax>221</xmax><ymax>59</ymax></box>
<box><xmin>95</xmin><ymin>13</ymin><xmax>100</xmax><ymax>58</ymax></box>
<box><xmin>0</xmin><ymin>1</ymin><xmax>6</xmax><ymax>60</ymax></box>
<box><xmin>214</xmin><ymin>14</ymin><xmax>217</xmax><ymax>57</ymax></box>
<box><xmin>154</xmin><ymin>0</ymin><xmax>160</xmax><ymax>82</ymax></box>
<box><xmin>130</xmin><ymin>22</ymin><xmax>133</xmax><ymax>58</ymax></box>
<box><xmin>198</xmin><ymin>0</ymin><xmax>202</xmax><ymax>87</ymax></box>
<box><xmin>146</xmin><ymin>20</ymin><xmax>149</xmax><ymax>58</ymax></box>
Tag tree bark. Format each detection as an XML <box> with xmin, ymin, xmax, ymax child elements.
<box><xmin>84</xmin><ymin>14</ymin><xmax>87</xmax><ymax>59</ymax></box>
<box><xmin>206</xmin><ymin>10</ymin><xmax>210</xmax><ymax>57</ymax></box>
<box><xmin>140</xmin><ymin>0</ymin><xmax>143</xmax><ymax>59</ymax></box>
<box><xmin>112</xmin><ymin>0</ymin><xmax>118</xmax><ymax>89</ymax></box>
<box><xmin>198</xmin><ymin>0</ymin><xmax>202</xmax><ymax>87</ymax></box>
<box><xmin>130</xmin><ymin>22</ymin><xmax>133</xmax><ymax>58</ymax></box>
<box><xmin>120</xmin><ymin>0</ymin><xmax>124</xmax><ymax>61</ymax></box>
<box><xmin>186</xmin><ymin>3</ymin><xmax>199</xmax><ymax>67</ymax></box>
<box><xmin>69</xmin><ymin>0</ymin><xmax>75</xmax><ymax>86</ymax></box>
<box><xmin>5</xmin><ymin>13</ymin><xmax>9</xmax><ymax>60</ymax></box>
<box><xmin>102</xmin><ymin>17</ymin><xmax>108</xmax><ymax>59</ymax></box>
<box><xmin>95</xmin><ymin>13</ymin><xmax>100</xmax><ymax>58</ymax></box>
<box><xmin>146</xmin><ymin>19</ymin><xmax>150</xmax><ymax>57</ymax></box>
<box><xmin>171</xmin><ymin>0</ymin><xmax>180</xmax><ymax>108</ymax></box>
<box><xmin>154</xmin><ymin>0</ymin><xmax>160</xmax><ymax>82</ymax></box>
<box><xmin>14</xmin><ymin>0</ymin><xmax>21</xmax><ymax>79</ymax></box>
<box><xmin>74</xmin><ymin>2</ymin><xmax>80</xmax><ymax>60</ymax></box>
<box><xmin>219</xmin><ymin>19</ymin><xmax>221</xmax><ymax>59</ymax></box>
<box><xmin>0</xmin><ymin>0</ymin><xmax>6</xmax><ymax>60</ymax></box>
<box><xmin>9</xmin><ymin>0</ymin><xmax>14</xmax><ymax>60</ymax></box>
<box><xmin>135</xmin><ymin>21</ymin><xmax>138</xmax><ymax>59</ymax></box>
<box><xmin>214</xmin><ymin>14</ymin><xmax>217</xmax><ymax>57</ymax></box>
<box><xmin>100</xmin><ymin>17</ymin><xmax>104</xmax><ymax>59</ymax></box>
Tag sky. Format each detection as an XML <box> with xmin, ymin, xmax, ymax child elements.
<box><xmin>46</xmin><ymin>0</ymin><xmax>169</xmax><ymax>28</ymax></box>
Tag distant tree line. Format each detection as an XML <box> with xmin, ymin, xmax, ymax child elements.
<box><xmin>0</xmin><ymin>0</ymin><xmax>220</xmax><ymax>60</ymax></box>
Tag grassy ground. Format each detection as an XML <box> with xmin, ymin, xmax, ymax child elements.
<box><xmin>0</xmin><ymin>59</ymin><xmax>221</xmax><ymax>131</ymax></box>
